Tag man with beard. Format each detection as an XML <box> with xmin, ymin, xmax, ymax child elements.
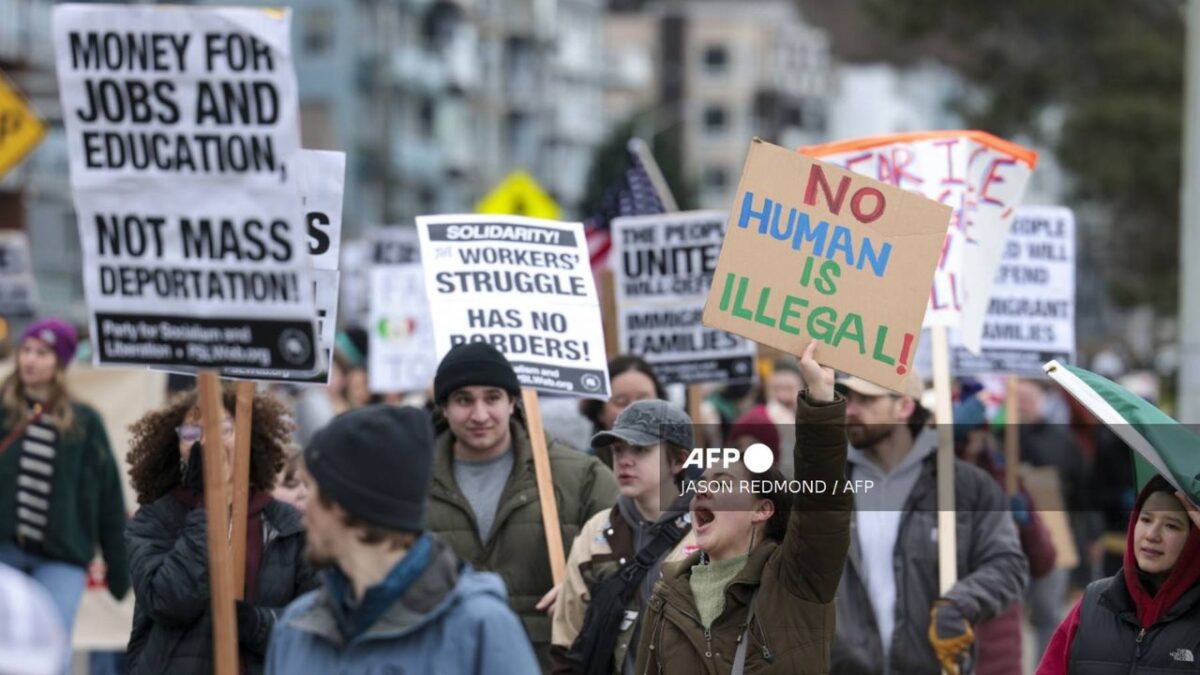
<box><xmin>264</xmin><ymin>405</ymin><xmax>538</xmax><ymax>674</ymax></box>
<box><xmin>830</xmin><ymin>376</ymin><xmax>1028</xmax><ymax>675</ymax></box>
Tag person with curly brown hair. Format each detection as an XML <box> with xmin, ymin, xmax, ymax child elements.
<box><xmin>123</xmin><ymin>385</ymin><xmax>317</xmax><ymax>675</ymax></box>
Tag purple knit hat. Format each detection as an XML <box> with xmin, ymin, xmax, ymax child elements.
<box><xmin>20</xmin><ymin>318</ymin><xmax>78</xmax><ymax>368</ymax></box>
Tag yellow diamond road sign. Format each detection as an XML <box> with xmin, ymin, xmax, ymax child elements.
<box><xmin>0</xmin><ymin>72</ymin><xmax>46</xmax><ymax>179</ymax></box>
<box><xmin>475</xmin><ymin>171</ymin><xmax>561</xmax><ymax>220</ymax></box>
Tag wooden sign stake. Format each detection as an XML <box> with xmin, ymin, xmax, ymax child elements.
<box><xmin>1004</xmin><ymin>375</ymin><xmax>1020</xmax><ymax>496</ymax></box>
<box><xmin>521</xmin><ymin>388</ymin><xmax>566</xmax><ymax>585</ymax></box>
<box><xmin>930</xmin><ymin>326</ymin><xmax>958</xmax><ymax>595</ymax></box>
<box><xmin>196</xmin><ymin>372</ymin><xmax>238</xmax><ymax>675</ymax></box>
<box><xmin>230</xmin><ymin>380</ymin><xmax>255</xmax><ymax>598</ymax></box>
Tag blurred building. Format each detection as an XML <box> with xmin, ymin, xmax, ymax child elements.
<box><xmin>212</xmin><ymin>0</ymin><xmax>609</xmax><ymax>231</ymax></box>
<box><xmin>605</xmin><ymin>0</ymin><xmax>833</xmax><ymax>210</ymax></box>
<box><xmin>5</xmin><ymin>0</ymin><xmax>613</xmax><ymax>320</ymax></box>
<box><xmin>1</xmin><ymin>0</ymin><xmax>81</xmax><ymax>322</ymax></box>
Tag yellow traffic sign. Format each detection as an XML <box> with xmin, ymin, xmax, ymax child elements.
<box><xmin>0</xmin><ymin>72</ymin><xmax>46</xmax><ymax>179</ymax></box>
<box><xmin>475</xmin><ymin>171</ymin><xmax>561</xmax><ymax>219</ymax></box>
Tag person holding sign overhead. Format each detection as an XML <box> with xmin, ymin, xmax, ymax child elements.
<box><xmin>829</xmin><ymin>375</ymin><xmax>1027</xmax><ymax>675</ymax></box>
<box><xmin>124</xmin><ymin>387</ymin><xmax>316</xmax><ymax>675</ymax></box>
<box><xmin>0</xmin><ymin>319</ymin><xmax>129</xmax><ymax>674</ymax></box>
<box><xmin>426</xmin><ymin>342</ymin><xmax>619</xmax><ymax>670</ymax></box>
<box><xmin>634</xmin><ymin>341</ymin><xmax>851</xmax><ymax>675</ymax></box>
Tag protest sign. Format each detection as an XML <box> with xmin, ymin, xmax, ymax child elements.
<box><xmin>53</xmin><ymin>5</ymin><xmax>317</xmax><ymax>374</ymax></box>
<box><xmin>0</xmin><ymin>70</ymin><xmax>46</xmax><ymax>178</ymax></box>
<box><xmin>416</xmin><ymin>214</ymin><xmax>611</xmax><ymax>397</ymax></box>
<box><xmin>0</xmin><ymin>230</ymin><xmax>38</xmax><ymax>316</ymax></box>
<box><xmin>913</xmin><ymin>206</ymin><xmax>1076</xmax><ymax>377</ymax></box>
<box><xmin>338</xmin><ymin>227</ymin><xmax>421</xmax><ymax>327</ymax></box>
<box><xmin>701</xmin><ymin>139</ymin><xmax>951</xmax><ymax>393</ymax></box>
<box><xmin>612</xmin><ymin>210</ymin><xmax>756</xmax><ymax>385</ymax></box>
<box><xmin>368</xmin><ymin>264</ymin><xmax>437</xmax><ymax>393</ymax></box>
<box><xmin>802</xmin><ymin>131</ymin><xmax>1037</xmax><ymax>353</ymax></box>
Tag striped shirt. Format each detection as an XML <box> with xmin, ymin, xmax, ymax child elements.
<box><xmin>15</xmin><ymin>411</ymin><xmax>56</xmax><ymax>545</ymax></box>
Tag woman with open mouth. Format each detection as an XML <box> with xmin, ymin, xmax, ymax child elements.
<box><xmin>635</xmin><ymin>341</ymin><xmax>852</xmax><ymax>674</ymax></box>
<box><xmin>1036</xmin><ymin>475</ymin><xmax>1200</xmax><ymax>674</ymax></box>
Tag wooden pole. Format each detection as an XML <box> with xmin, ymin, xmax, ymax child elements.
<box><xmin>600</xmin><ymin>268</ymin><xmax>619</xmax><ymax>360</ymax></box>
<box><xmin>196</xmin><ymin>372</ymin><xmax>238</xmax><ymax>675</ymax></box>
<box><xmin>687</xmin><ymin>384</ymin><xmax>706</xmax><ymax>447</ymax></box>
<box><xmin>522</xmin><ymin>388</ymin><xmax>567</xmax><ymax>586</ymax></box>
<box><xmin>230</xmin><ymin>380</ymin><xmax>255</xmax><ymax>599</ymax></box>
<box><xmin>1004</xmin><ymin>375</ymin><xmax>1020</xmax><ymax>496</ymax></box>
<box><xmin>930</xmin><ymin>326</ymin><xmax>958</xmax><ymax>595</ymax></box>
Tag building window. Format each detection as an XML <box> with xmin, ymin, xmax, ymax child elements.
<box><xmin>703</xmin><ymin>166</ymin><xmax>728</xmax><ymax>190</ymax></box>
<box><xmin>703</xmin><ymin>105</ymin><xmax>727</xmax><ymax>134</ymax></box>
<box><xmin>418</xmin><ymin>97</ymin><xmax>436</xmax><ymax>136</ymax></box>
<box><xmin>303</xmin><ymin>9</ymin><xmax>334</xmax><ymax>55</ymax></box>
<box><xmin>703</xmin><ymin>45</ymin><xmax>728</xmax><ymax>74</ymax></box>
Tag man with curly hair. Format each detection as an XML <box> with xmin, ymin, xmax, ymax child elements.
<box><xmin>123</xmin><ymin>386</ymin><xmax>317</xmax><ymax>675</ymax></box>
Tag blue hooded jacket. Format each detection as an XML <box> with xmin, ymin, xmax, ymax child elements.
<box><xmin>265</xmin><ymin>534</ymin><xmax>538</xmax><ymax>675</ymax></box>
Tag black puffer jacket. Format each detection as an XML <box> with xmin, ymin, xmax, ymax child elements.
<box><xmin>125</xmin><ymin>493</ymin><xmax>317</xmax><ymax>675</ymax></box>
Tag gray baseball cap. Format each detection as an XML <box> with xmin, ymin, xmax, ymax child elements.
<box><xmin>590</xmin><ymin>399</ymin><xmax>694</xmax><ymax>451</ymax></box>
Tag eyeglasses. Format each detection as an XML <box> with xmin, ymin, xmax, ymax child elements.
<box><xmin>176</xmin><ymin>420</ymin><xmax>235</xmax><ymax>443</ymax></box>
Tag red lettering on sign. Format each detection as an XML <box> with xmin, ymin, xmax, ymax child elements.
<box><xmin>804</xmin><ymin>163</ymin><xmax>888</xmax><ymax>224</ymax></box>
<box><xmin>981</xmin><ymin>157</ymin><xmax>1017</xmax><ymax>207</ymax></box>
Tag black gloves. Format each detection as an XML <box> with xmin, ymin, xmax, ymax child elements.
<box><xmin>181</xmin><ymin>442</ymin><xmax>205</xmax><ymax>490</ymax></box>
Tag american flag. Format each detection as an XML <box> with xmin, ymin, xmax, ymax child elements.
<box><xmin>583</xmin><ymin>143</ymin><xmax>669</xmax><ymax>269</ymax></box>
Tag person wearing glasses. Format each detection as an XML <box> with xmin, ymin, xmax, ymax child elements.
<box><xmin>0</xmin><ymin>318</ymin><xmax>129</xmax><ymax>675</ymax></box>
<box><xmin>123</xmin><ymin>386</ymin><xmax>317</xmax><ymax>675</ymax></box>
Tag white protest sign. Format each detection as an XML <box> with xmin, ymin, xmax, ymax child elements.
<box><xmin>0</xmin><ymin>231</ymin><xmax>38</xmax><ymax>316</ymax></box>
<box><xmin>612</xmin><ymin>210</ymin><xmax>756</xmax><ymax>385</ymax></box>
<box><xmin>416</xmin><ymin>215</ymin><xmax>611</xmax><ymax>397</ymax></box>
<box><xmin>54</xmin><ymin>5</ymin><xmax>317</xmax><ymax>374</ymax></box>
<box><xmin>300</xmin><ymin>149</ymin><xmax>344</xmax><ymax>271</ymax></box>
<box><xmin>339</xmin><ymin>227</ymin><xmax>421</xmax><ymax>327</ymax></box>
<box><xmin>368</xmin><ymin>265</ymin><xmax>437</xmax><ymax>393</ymax></box>
<box><xmin>803</xmin><ymin>132</ymin><xmax>1037</xmax><ymax>353</ymax></box>
<box><xmin>914</xmin><ymin>206</ymin><xmax>1075</xmax><ymax>377</ymax></box>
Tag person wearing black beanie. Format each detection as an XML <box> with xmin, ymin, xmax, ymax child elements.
<box><xmin>266</xmin><ymin>404</ymin><xmax>539</xmax><ymax>674</ymax></box>
<box><xmin>425</xmin><ymin>342</ymin><xmax>620</xmax><ymax>669</ymax></box>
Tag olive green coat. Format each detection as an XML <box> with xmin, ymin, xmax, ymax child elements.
<box><xmin>635</xmin><ymin>394</ymin><xmax>852</xmax><ymax>674</ymax></box>
<box><xmin>427</xmin><ymin>412</ymin><xmax>620</xmax><ymax>668</ymax></box>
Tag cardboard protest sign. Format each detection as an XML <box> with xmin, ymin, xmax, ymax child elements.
<box><xmin>612</xmin><ymin>210</ymin><xmax>756</xmax><ymax>385</ymax></box>
<box><xmin>53</xmin><ymin>5</ymin><xmax>317</xmax><ymax>374</ymax></box>
<box><xmin>368</xmin><ymin>264</ymin><xmax>437</xmax><ymax>393</ymax></box>
<box><xmin>417</xmin><ymin>215</ymin><xmax>610</xmax><ymax>397</ymax></box>
<box><xmin>0</xmin><ymin>70</ymin><xmax>47</xmax><ymax>178</ymax></box>
<box><xmin>802</xmin><ymin>131</ymin><xmax>1037</xmax><ymax>353</ymax></box>
<box><xmin>701</xmin><ymin>139</ymin><xmax>951</xmax><ymax>393</ymax></box>
<box><xmin>0</xmin><ymin>231</ymin><xmax>38</xmax><ymax>317</ymax></box>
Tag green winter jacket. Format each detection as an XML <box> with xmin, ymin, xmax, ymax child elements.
<box><xmin>0</xmin><ymin>402</ymin><xmax>130</xmax><ymax>598</ymax></box>
<box><xmin>426</xmin><ymin>409</ymin><xmax>620</xmax><ymax>668</ymax></box>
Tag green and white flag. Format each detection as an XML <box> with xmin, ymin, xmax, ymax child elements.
<box><xmin>1045</xmin><ymin>360</ymin><xmax>1200</xmax><ymax>503</ymax></box>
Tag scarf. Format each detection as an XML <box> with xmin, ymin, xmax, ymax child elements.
<box><xmin>324</xmin><ymin>532</ymin><xmax>434</xmax><ymax>641</ymax></box>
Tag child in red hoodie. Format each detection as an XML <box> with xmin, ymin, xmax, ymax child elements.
<box><xmin>1036</xmin><ymin>476</ymin><xmax>1200</xmax><ymax>674</ymax></box>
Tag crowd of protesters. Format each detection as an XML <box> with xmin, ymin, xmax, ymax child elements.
<box><xmin>1</xmin><ymin>317</ymin><xmax>1199</xmax><ymax>675</ymax></box>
